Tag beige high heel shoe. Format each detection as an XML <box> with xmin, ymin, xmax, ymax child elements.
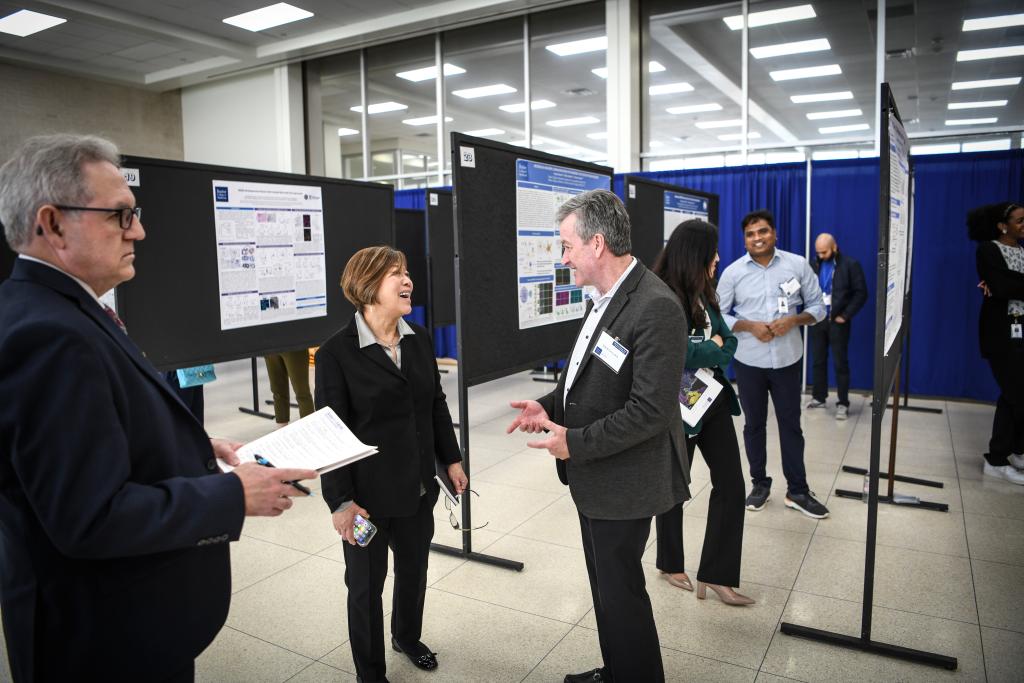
<box><xmin>659</xmin><ymin>570</ymin><xmax>693</xmax><ymax>591</ymax></box>
<box><xmin>696</xmin><ymin>581</ymin><xmax>755</xmax><ymax>605</ymax></box>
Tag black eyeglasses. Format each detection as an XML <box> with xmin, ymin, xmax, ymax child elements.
<box><xmin>54</xmin><ymin>205</ymin><xmax>142</xmax><ymax>230</ymax></box>
<box><xmin>443</xmin><ymin>489</ymin><xmax>489</xmax><ymax>532</ymax></box>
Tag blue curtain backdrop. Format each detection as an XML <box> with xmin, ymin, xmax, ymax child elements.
<box><xmin>394</xmin><ymin>151</ymin><xmax>1022</xmax><ymax>399</ymax></box>
<box><xmin>393</xmin><ymin>188</ymin><xmax>457</xmax><ymax>358</ymax></box>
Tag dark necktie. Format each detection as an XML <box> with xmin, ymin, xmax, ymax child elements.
<box><xmin>102</xmin><ymin>303</ymin><xmax>128</xmax><ymax>335</ymax></box>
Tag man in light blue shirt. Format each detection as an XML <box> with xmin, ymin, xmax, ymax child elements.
<box><xmin>717</xmin><ymin>209</ymin><xmax>829</xmax><ymax>519</ymax></box>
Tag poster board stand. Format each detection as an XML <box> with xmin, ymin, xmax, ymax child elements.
<box><xmin>779</xmin><ymin>84</ymin><xmax>957</xmax><ymax>670</ymax></box>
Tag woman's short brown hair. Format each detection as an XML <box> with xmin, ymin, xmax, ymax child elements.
<box><xmin>341</xmin><ymin>246</ymin><xmax>408</xmax><ymax>310</ymax></box>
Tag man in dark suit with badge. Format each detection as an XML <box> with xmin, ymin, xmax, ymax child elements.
<box><xmin>508</xmin><ymin>189</ymin><xmax>689</xmax><ymax>682</ymax></box>
<box><xmin>0</xmin><ymin>134</ymin><xmax>317</xmax><ymax>682</ymax></box>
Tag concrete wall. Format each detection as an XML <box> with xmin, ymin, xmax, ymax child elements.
<box><xmin>0</xmin><ymin>63</ymin><xmax>183</xmax><ymax>162</ymax></box>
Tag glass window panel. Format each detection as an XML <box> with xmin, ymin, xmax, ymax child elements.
<box><xmin>643</xmin><ymin>1</ymin><xmax>743</xmax><ymax>168</ymax></box>
<box><xmin>529</xmin><ymin>2</ymin><xmax>607</xmax><ymax>164</ymax></box>
<box><xmin>306</xmin><ymin>51</ymin><xmax>362</xmax><ymax>179</ymax></box>
<box><xmin>366</xmin><ymin>36</ymin><xmax>437</xmax><ymax>186</ymax></box>
<box><xmin>443</xmin><ymin>18</ymin><xmax>524</xmax><ymax>174</ymax></box>
<box><xmin>747</xmin><ymin>0</ymin><xmax>875</xmax><ymax>149</ymax></box>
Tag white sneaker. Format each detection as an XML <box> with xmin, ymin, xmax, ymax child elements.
<box><xmin>983</xmin><ymin>463</ymin><xmax>1024</xmax><ymax>485</ymax></box>
<box><xmin>806</xmin><ymin>400</ymin><xmax>826</xmax><ymax>409</ymax></box>
<box><xmin>1009</xmin><ymin>453</ymin><xmax>1024</xmax><ymax>470</ymax></box>
<box><xmin>835</xmin><ymin>405</ymin><xmax>849</xmax><ymax>421</ymax></box>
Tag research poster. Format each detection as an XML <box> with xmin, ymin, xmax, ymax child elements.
<box><xmin>664</xmin><ymin>190</ymin><xmax>710</xmax><ymax>244</ymax></box>
<box><xmin>212</xmin><ymin>180</ymin><xmax>327</xmax><ymax>331</ymax></box>
<box><xmin>515</xmin><ymin>159</ymin><xmax>609</xmax><ymax>330</ymax></box>
<box><xmin>884</xmin><ymin>115</ymin><xmax>911</xmax><ymax>354</ymax></box>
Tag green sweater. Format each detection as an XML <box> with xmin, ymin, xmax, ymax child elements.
<box><xmin>684</xmin><ymin>303</ymin><xmax>741</xmax><ymax>435</ymax></box>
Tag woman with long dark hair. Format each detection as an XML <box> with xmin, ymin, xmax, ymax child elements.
<box><xmin>652</xmin><ymin>219</ymin><xmax>753</xmax><ymax>605</ymax></box>
<box><xmin>968</xmin><ymin>201</ymin><xmax>1024</xmax><ymax>484</ymax></box>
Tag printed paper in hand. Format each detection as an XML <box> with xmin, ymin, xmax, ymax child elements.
<box><xmin>678</xmin><ymin>368</ymin><xmax>723</xmax><ymax>428</ymax></box>
<box><xmin>218</xmin><ymin>406</ymin><xmax>377</xmax><ymax>474</ymax></box>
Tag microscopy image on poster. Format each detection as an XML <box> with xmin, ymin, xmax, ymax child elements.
<box><xmin>515</xmin><ymin>159</ymin><xmax>609</xmax><ymax>330</ymax></box>
<box><xmin>663</xmin><ymin>190</ymin><xmax>710</xmax><ymax>244</ymax></box>
<box><xmin>884</xmin><ymin>116</ymin><xmax>911</xmax><ymax>354</ymax></box>
<box><xmin>212</xmin><ymin>180</ymin><xmax>327</xmax><ymax>331</ymax></box>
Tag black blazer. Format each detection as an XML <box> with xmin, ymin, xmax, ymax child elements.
<box><xmin>0</xmin><ymin>259</ymin><xmax>245</xmax><ymax>681</ymax></box>
<box><xmin>976</xmin><ymin>240</ymin><xmax>1024</xmax><ymax>358</ymax></box>
<box><xmin>314</xmin><ymin>318</ymin><xmax>461</xmax><ymax>517</ymax></box>
<box><xmin>812</xmin><ymin>250</ymin><xmax>868</xmax><ymax>321</ymax></box>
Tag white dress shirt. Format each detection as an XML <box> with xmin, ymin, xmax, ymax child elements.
<box><xmin>563</xmin><ymin>257</ymin><xmax>638</xmax><ymax>408</ymax></box>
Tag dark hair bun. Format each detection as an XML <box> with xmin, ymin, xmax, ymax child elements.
<box><xmin>967</xmin><ymin>202</ymin><xmax>1013</xmax><ymax>242</ymax></box>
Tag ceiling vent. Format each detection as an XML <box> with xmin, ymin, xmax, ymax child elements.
<box><xmin>562</xmin><ymin>87</ymin><xmax>597</xmax><ymax>97</ymax></box>
<box><xmin>886</xmin><ymin>47</ymin><xmax>915</xmax><ymax>60</ymax></box>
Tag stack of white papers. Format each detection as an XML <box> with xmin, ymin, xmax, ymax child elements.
<box><xmin>218</xmin><ymin>406</ymin><xmax>378</xmax><ymax>474</ymax></box>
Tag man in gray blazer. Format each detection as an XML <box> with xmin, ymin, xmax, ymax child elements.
<box><xmin>508</xmin><ymin>189</ymin><xmax>689</xmax><ymax>683</ymax></box>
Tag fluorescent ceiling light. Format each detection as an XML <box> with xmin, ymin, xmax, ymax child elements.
<box><xmin>946</xmin><ymin>117</ymin><xmax>998</xmax><ymax>126</ymax></box>
<box><xmin>911</xmin><ymin>143</ymin><xmax>960</xmax><ymax>155</ymax></box>
<box><xmin>750</xmin><ymin>38</ymin><xmax>830</xmax><ymax>59</ymax></box>
<box><xmin>0</xmin><ymin>9</ymin><xmax>66</xmax><ymax>36</ymax></box>
<box><xmin>767</xmin><ymin>152</ymin><xmax>806</xmax><ymax>164</ymax></box>
<box><xmin>718</xmin><ymin>132</ymin><xmax>762</xmax><ymax>141</ymax></box>
<box><xmin>545</xmin><ymin>36</ymin><xmax>607</xmax><ymax>56</ymax></box>
<box><xmin>791</xmin><ymin>91</ymin><xmax>854</xmax><ymax>103</ymax></box>
<box><xmin>649</xmin><ymin>82</ymin><xmax>694</xmax><ymax>96</ymax></box>
<box><xmin>452</xmin><ymin>83</ymin><xmax>517</xmax><ymax>99</ymax></box>
<box><xmin>819</xmin><ymin>123</ymin><xmax>870</xmax><ymax>134</ymax></box>
<box><xmin>509</xmin><ymin>139</ymin><xmax>547</xmax><ymax>146</ymax></box>
<box><xmin>947</xmin><ymin>100</ymin><xmax>1008</xmax><ymax>109</ymax></box>
<box><xmin>962</xmin><ymin>139</ymin><xmax>1011</xmax><ymax>152</ymax></box>
<box><xmin>395</xmin><ymin>63</ymin><xmax>465</xmax><ymax>82</ymax></box>
<box><xmin>337</xmin><ymin>127</ymin><xmax>359</xmax><ymax>136</ymax></box>
<box><xmin>695</xmin><ymin>119</ymin><xmax>743</xmax><ymax>129</ymax></box>
<box><xmin>952</xmin><ymin>76</ymin><xmax>1021</xmax><ymax>90</ymax></box>
<box><xmin>724</xmin><ymin>4</ymin><xmax>816</xmax><ymax>30</ymax></box>
<box><xmin>806</xmin><ymin>108</ymin><xmax>862</xmax><ymax>120</ymax></box>
<box><xmin>402</xmin><ymin>115</ymin><xmax>453</xmax><ymax>126</ymax></box>
<box><xmin>350</xmin><ymin>101</ymin><xmax>407</xmax><ymax>114</ymax></box>
<box><xmin>770</xmin><ymin>64</ymin><xmax>842</xmax><ymax>81</ymax></box>
<box><xmin>499</xmin><ymin>100</ymin><xmax>556</xmax><ymax>113</ymax></box>
<box><xmin>587</xmin><ymin>132</ymin><xmax>608</xmax><ymax>140</ymax></box>
<box><xmin>963</xmin><ymin>13</ymin><xmax>1024</xmax><ymax>31</ymax></box>
<box><xmin>546</xmin><ymin>116</ymin><xmax>601</xmax><ymax>127</ymax></box>
<box><xmin>666</xmin><ymin>103</ymin><xmax>723</xmax><ymax>114</ymax></box>
<box><xmin>464</xmin><ymin>128</ymin><xmax>505</xmax><ymax>137</ymax></box>
<box><xmin>812</xmin><ymin>149</ymin><xmax>860</xmax><ymax>160</ymax></box>
<box><xmin>223</xmin><ymin>2</ymin><xmax>312</xmax><ymax>32</ymax></box>
<box><xmin>592</xmin><ymin>61</ymin><xmax>666</xmax><ymax>79</ymax></box>
<box><xmin>957</xmin><ymin>46</ymin><xmax>1024</xmax><ymax>61</ymax></box>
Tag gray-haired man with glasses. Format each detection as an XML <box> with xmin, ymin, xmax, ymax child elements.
<box><xmin>0</xmin><ymin>134</ymin><xmax>317</xmax><ymax>682</ymax></box>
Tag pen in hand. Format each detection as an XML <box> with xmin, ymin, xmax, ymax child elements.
<box><xmin>254</xmin><ymin>455</ymin><xmax>313</xmax><ymax>496</ymax></box>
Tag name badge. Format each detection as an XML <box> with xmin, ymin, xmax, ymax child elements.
<box><xmin>592</xmin><ymin>330</ymin><xmax>629</xmax><ymax>373</ymax></box>
<box><xmin>780</xmin><ymin>278</ymin><xmax>801</xmax><ymax>296</ymax></box>
<box><xmin>823</xmin><ymin>293</ymin><xmax>832</xmax><ymax>306</ymax></box>
<box><xmin>778</xmin><ymin>297</ymin><xmax>789</xmax><ymax>314</ymax></box>
<box><xmin>1012</xmin><ymin>323</ymin><xmax>1023</xmax><ymax>339</ymax></box>
<box><xmin>688</xmin><ymin>335</ymin><xmax>705</xmax><ymax>344</ymax></box>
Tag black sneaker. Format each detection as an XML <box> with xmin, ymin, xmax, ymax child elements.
<box><xmin>785</xmin><ymin>491</ymin><xmax>830</xmax><ymax>519</ymax></box>
<box><xmin>745</xmin><ymin>482</ymin><xmax>771</xmax><ymax>511</ymax></box>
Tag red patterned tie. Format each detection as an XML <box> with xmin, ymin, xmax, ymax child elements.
<box><xmin>102</xmin><ymin>304</ymin><xmax>128</xmax><ymax>335</ymax></box>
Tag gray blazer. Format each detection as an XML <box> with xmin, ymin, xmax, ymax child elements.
<box><xmin>538</xmin><ymin>262</ymin><xmax>690</xmax><ymax>520</ymax></box>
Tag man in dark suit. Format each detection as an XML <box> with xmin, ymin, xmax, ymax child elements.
<box><xmin>508</xmin><ymin>189</ymin><xmax>689</xmax><ymax>682</ymax></box>
<box><xmin>0</xmin><ymin>134</ymin><xmax>316</xmax><ymax>682</ymax></box>
<box><xmin>807</xmin><ymin>233</ymin><xmax>868</xmax><ymax>420</ymax></box>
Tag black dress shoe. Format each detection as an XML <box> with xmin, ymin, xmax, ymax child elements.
<box><xmin>564</xmin><ymin>667</ymin><xmax>610</xmax><ymax>682</ymax></box>
<box><xmin>391</xmin><ymin>637</ymin><xmax>438</xmax><ymax>671</ymax></box>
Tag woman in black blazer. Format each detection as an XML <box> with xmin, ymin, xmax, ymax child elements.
<box><xmin>315</xmin><ymin>246</ymin><xmax>467</xmax><ymax>682</ymax></box>
<box><xmin>968</xmin><ymin>201</ymin><xmax>1024</xmax><ymax>485</ymax></box>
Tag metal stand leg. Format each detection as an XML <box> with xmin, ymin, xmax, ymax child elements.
<box><xmin>238</xmin><ymin>357</ymin><xmax>275</xmax><ymax>420</ymax></box>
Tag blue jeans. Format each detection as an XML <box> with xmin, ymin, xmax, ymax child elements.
<box><xmin>733</xmin><ymin>359</ymin><xmax>809</xmax><ymax>495</ymax></box>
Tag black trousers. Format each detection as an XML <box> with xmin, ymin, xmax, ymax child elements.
<box><xmin>733</xmin><ymin>359</ymin><xmax>809</xmax><ymax>495</ymax></box>
<box><xmin>579</xmin><ymin>513</ymin><xmax>664</xmax><ymax>682</ymax></box>
<box><xmin>985</xmin><ymin>349</ymin><xmax>1024</xmax><ymax>466</ymax></box>
<box><xmin>343</xmin><ymin>490</ymin><xmax>437</xmax><ymax>682</ymax></box>
<box><xmin>655</xmin><ymin>394</ymin><xmax>745</xmax><ymax>587</ymax></box>
<box><xmin>810</xmin><ymin>318</ymin><xmax>852</xmax><ymax>406</ymax></box>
